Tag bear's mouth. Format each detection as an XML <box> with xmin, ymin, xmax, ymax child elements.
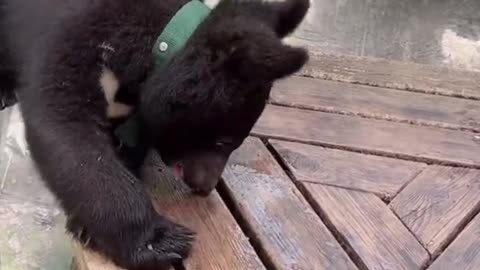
<box><xmin>171</xmin><ymin>162</ymin><xmax>184</xmax><ymax>180</ymax></box>
<box><xmin>166</xmin><ymin>151</ymin><xmax>230</xmax><ymax>197</ymax></box>
<box><xmin>170</xmin><ymin>162</ymin><xmax>210</xmax><ymax>195</ymax></box>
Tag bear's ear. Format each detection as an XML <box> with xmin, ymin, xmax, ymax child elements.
<box><xmin>265</xmin><ymin>0</ymin><xmax>310</xmax><ymax>38</ymax></box>
<box><xmin>226</xmin><ymin>39</ymin><xmax>308</xmax><ymax>81</ymax></box>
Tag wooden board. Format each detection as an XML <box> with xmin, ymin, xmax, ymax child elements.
<box><xmin>271</xmin><ymin>76</ymin><xmax>480</xmax><ymax>132</ymax></box>
<box><xmin>296</xmin><ymin>51</ymin><xmax>480</xmax><ymax>99</ymax></box>
<box><xmin>429</xmin><ymin>213</ymin><xmax>480</xmax><ymax>270</ymax></box>
<box><xmin>390</xmin><ymin>166</ymin><xmax>480</xmax><ymax>255</ymax></box>
<box><xmin>145</xmin><ymin>157</ymin><xmax>265</xmax><ymax>270</ymax></box>
<box><xmin>302</xmin><ymin>183</ymin><xmax>429</xmax><ymax>270</ymax></box>
<box><xmin>72</xmin><ymin>240</ymin><xmax>126</xmax><ymax>270</ymax></box>
<box><xmin>73</xmin><ymin>153</ymin><xmax>265</xmax><ymax>270</ymax></box>
<box><xmin>222</xmin><ymin>137</ymin><xmax>357</xmax><ymax>270</ymax></box>
<box><xmin>252</xmin><ymin>105</ymin><xmax>480</xmax><ymax>167</ymax></box>
<box><xmin>270</xmin><ymin>140</ymin><xmax>426</xmax><ymax>200</ymax></box>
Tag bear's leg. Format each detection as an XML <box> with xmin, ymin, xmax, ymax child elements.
<box><xmin>0</xmin><ymin>46</ymin><xmax>17</xmax><ymax>110</ymax></box>
<box><xmin>0</xmin><ymin>5</ymin><xmax>17</xmax><ymax>110</ymax></box>
<box><xmin>22</xmin><ymin>99</ymin><xmax>195</xmax><ymax>270</ymax></box>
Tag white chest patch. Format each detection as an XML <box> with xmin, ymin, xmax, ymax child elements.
<box><xmin>99</xmin><ymin>67</ymin><xmax>133</xmax><ymax>118</ymax></box>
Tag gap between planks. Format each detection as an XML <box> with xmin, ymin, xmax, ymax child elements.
<box><xmin>252</xmin><ymin>105</ymin><xmax>480</xmax><ymax>169</ymax></box>
<box><xmin>263</xmin><ymin>140</ymin><xmax>370</xmax><ymax>270</ymax></box>
<box><xmin>269</xmin><ymin>101</ymin><xmax>480</xmax><ymax>134</ymax></box>
<box><xmin>216</xmin><ymin>178</ymin><xmax>279</xmax><ymax>270</ymax></box>
<box><xmin>267</xmin><ymin>139</ymin><xmax>427</xmax><ymax>202</ymax></box>
<box><xmin>390</xmin><ymin>166</ymin><xmax>480</xmax><ymax>267</ymax></box>
<box><xmin>388</xmin><ymin>206</ymin><xmax>433</xmax><ymax>262</ymax></box>
<box><xmin>297</xmin><ymin>183</ymin><xmax>370</xmax><ymax>270</ymax></box>
<box><xmin>221</xmin><ymin>137</ymin><xmax>358</xmax><ymax>270</ymax></box>
<box><xmin>265</xmin><ymin>139</ymin><xmax>432</xmax><ymax>267</ymax></box>
<box><xmin>266</xmin><ymin>137</ymin><xmax>429</xmax><ymax>270</ymax></box>
<box><xmin>291</xmin><ymin>46</ymin><xmax>480</xmax><ymax>100</ymax></box>
<box><xmin>428</xmin><ymin>211</ymin><xmax>480</xmax><ymax>270</ymax></box>
<box><xmin>301</xmin><ymin>183</ymin><xmax>430</xmax><ymax>270</ymax></box>
<box><xmin>254</xmin><ymin>132</ymin><xmax>480</xmax><ymax>170</ymax></box>
<box><xmin>269</xmin><ymin>76</ymin><xmax>480</xmax><ymax>133</ymax></box>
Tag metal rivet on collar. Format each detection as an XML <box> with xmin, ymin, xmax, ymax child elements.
<box><xmin>159</xmin><ymin>42</ymin><xmax>169</xmax><ymax>52</ymax></box>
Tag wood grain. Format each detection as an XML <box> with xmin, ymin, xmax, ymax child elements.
<box><xmin>271</xmin><ymin>76</ymin><xmax>480</xmax><ymax>132</ymax></box>
<box><xmin>222</xmin><ymin>137</ymin><xmax>357</xmax><ymax>270</ymax></box>
<box><xmin>429</xmin><ymin>213</ymin><xmax>480</xmax><ymax>270</ymax></box>
<box><xmin>390</xmin><ymin>166</ymin><xmax>480</xmax><ymax>255</ymax></box>
<box><xmin>296</xmin><ymin>51</ymin><xmax>480</xmax><ymax>99</ymax></box>
<box><xmin>72</xmin><ymin>240</ymin><xmax>126</xmax><ymax>270</ymax></box>
<box><xmin>302</xmin><ymin>183</ymin><xmax>429</xmax><ymax>270</ymax></box>
<box><xmin>252</xmin><ymin>105</ymin><xmax>480</xmax><ymax>167</ymax></box>
<box><xmin>73</xmin><ymin>153</ymin><xmax>265</xmax><ymax>270</ymax></box>
<box><xmin>145</xmin><ymin>155</ymin><xmax>266</xmax><ymax>270</ymax></box>
<box><xmin>271</xmin><ymin>139</ymin><xmax>426</xmax><ymax>200</ymax></box>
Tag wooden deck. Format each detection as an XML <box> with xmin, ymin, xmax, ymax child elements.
<box><xmin>75</xmin><ymin>53</ymin><xmax>480</xmax><ymax>270</ymax></box>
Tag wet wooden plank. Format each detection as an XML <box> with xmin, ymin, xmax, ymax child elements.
<box><xmin>302</xmin><ymin>183</ymin><xmax>429</xmax><ymax>270</ymax></box>
<box><xmin>296</xmin><ymin>52</ymin><xmax>480</xmax><ymax>99</ymax></box>
<box><xmin>390</xmin><ymin>166</ymin><xmax>480</xmax><ymax>255</ymax></box>
<box><xmin>429</xmin><ymin>213</ymin><xmax>480</xmax><ymax>270</ymax></box>
<box><xmin>271</xmin><ymin>76</ymin><xmax>480</xmax><ymax>132</ymax></box>
<box><xmin>252</xmin><ymin>105</ymin><xmax>480</xmax><ymax>167</ymax></box>
<box><xmin>222</xmin><ymin>137</ymin><xmax>357</xmax><ymax>270</ymax></box>
<box><xmin>74</xmin><ymin>153</ymin><xmax>265</xmax><ymax>270</ymax></box>
<box><xmin>72</xmin><ymin>241</ymin><xmax>125</xmax><ymax>270</ymax></box>
<box><xmin>271</xmin><ymin>140</ymin><xmax>426</xmax><ymax>200</ymax></box>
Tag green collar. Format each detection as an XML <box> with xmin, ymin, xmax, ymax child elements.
<box><xmin>153</xmin><ymin>0</ymin><xmax>211</xmax><ymax>69</ymax></box>
<box><xmin>114</xmin><ymin>0</ymin><xmax>211</xmax><ymax>148</ymax></box>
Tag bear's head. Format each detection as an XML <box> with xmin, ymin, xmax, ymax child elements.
<box><xmin>140</xmin><ymin>0</ymin><xmax>309</xmax><ymax>195</ymax></box>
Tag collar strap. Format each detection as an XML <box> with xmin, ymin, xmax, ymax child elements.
<box><xmin>114</xmin><ymin>0</ymin><xmax>211</xmax><ymax>149</ymax></box>
<box><xmin>152</xmin><ymin>0</ymin><xmax>211</xmax><ymax>69</ymax></box>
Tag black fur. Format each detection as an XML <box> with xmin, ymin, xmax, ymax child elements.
<box><xmin>0</xmin><ymin>0</ymin><xmax>309</xmax><ymax>269</ymax></box>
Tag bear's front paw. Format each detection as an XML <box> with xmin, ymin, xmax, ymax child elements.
<box><xmin>0</xmin><ymin>88</ymin><xmax>16</xmax><ymax>110</ymax></box>
<box><xmin>69</xmin><ymin>213</ymin><xmax>195</xmax><ymax>270</ymax></box>
<box><xmin>127</xmin><ymin>218</ymin><xmax>196</xmax><ymax>270</ymax></box>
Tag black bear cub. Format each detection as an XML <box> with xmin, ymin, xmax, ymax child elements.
<box><xmin>0</xmin><ymin>0</ymin><xmax>309</xmax><ymax>269</ymax></box>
